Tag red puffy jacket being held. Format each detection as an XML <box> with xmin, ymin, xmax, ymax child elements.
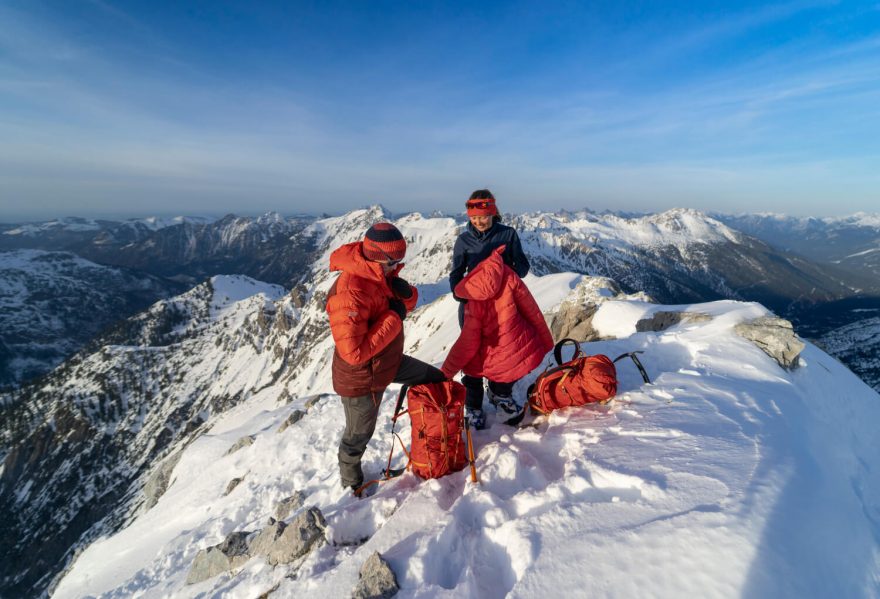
<box><xmin>441</xmin><ymin>245</ymin><xmax>553</xmax><ymax>383</ymax></box>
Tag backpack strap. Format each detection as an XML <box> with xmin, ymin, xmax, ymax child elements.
<box><xmin>553</xmin><ymin>338</ymin><xmax>583</xmax><ymax>366</ymax></box>
<box><xmin>613</xmin><ymin>351</ymin><xmax>651</xmax><ymax>384</ymax></box>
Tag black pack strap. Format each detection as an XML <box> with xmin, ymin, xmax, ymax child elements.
<box><xmin>613</xmin><ymin>351</ymin><xmax>651</xmax><ymax>384</ymax></box>
<box><xmin>553</xmin><ymin>338</ymin><xmax>583</xmax><ymax>366</ymax></box>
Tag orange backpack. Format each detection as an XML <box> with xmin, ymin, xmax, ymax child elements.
<box><xmin>358</xmin><ymin>381</ymin><xmax>477</xmax><ymax>496</ymax></box>
<box><xmin>528</xmin><ymin>339</ymin><xmax>650</xmax><ymax>415</ymax></box>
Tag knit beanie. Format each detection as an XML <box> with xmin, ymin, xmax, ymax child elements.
<box><xmin>466</xmin><ymin>196</ymin><xmax>498</xmax><ymax>217</ymax></box>
<box><xmin>362</xmin><ymin>222</ymin><xmax>406</xmax><ymax>262</ymax></box>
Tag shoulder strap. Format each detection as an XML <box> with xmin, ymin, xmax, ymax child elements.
<box><xmin>554</xmin><ymin>338</ymin><xmax>582</xmax><ymax>366</ymax></box>
<box><xmin>612</xmin><ymin>351</ymin><xmax>651</xmax><ymax>384</ymax></box>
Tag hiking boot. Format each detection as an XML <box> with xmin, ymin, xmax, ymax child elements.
<box><xmin>350</xmin><ymin>481</ymin><xmax>377</xmax><ymax>499</ymax></box>
<box><xmin>466</xmin><ymin>407</ymin><xmax>486</xmax><ymax>430</ymax></box>
<box><xmin>488</xmin><ymin>390</ymin><xmax>521</xmax><ymax>416</ymax></box>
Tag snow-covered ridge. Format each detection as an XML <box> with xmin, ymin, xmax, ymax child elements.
<box><xmin>514</xmin><ymin>207</ymin><xmax>741</xmax><ymax>252</ymax></box>
<box><xmin>722</xmin><ymin>211</ymin><xmax>880</xmax><ymax>230</ymax></box>
<box><xmin>5</xmin><ymin>205</ymin><xmax>880</xmax><ymax>597</ymax></box>
<box><xmin>2</xmin><ymin>215</ymin><xmax>217</xmax><ymax>236</ymax></box>
<box><xmin>0</xmin><ymin>249</ymin><xmax>181</xmax><ymax>387</ymax></box>
<box><xmin>51</xmin><ymin>283</ymin><xmax>880</xmax><ymax>598</ymax></box>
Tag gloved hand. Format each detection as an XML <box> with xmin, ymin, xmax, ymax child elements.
<box><xmin>453</xmin><ymin>293</ymin><xmax>468</xmax><ymax>304</ymax></box>
<box><xmin>388</xmin><ymin>298</ymin><xmax>407</xmax><ymax>320</ymax></box>
<box><xmin>389</xmin><ymin>276</ymin><xmax>413</xmax><ymax>299</ymax></box>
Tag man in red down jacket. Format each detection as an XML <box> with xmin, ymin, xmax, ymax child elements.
<box><xmin>326</xmin><ymin>223</ymin><xmax>445</xmax><ymax>495</ymax></box>
<box><xmin>441</xmin><ymin>245</ymin><xmax>554</xmax><ymax>427</ymax></box>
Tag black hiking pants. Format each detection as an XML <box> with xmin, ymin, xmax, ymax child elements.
<box><xmin>338</xmin><ymin>355</ymin><xmax>445</xmax><ymax>488</ymax></box>
<box><xmin>457</xmin><ymin>301</ymin><xmax>516</xmax><ymax>410</ymax></box>
<box><xmin>461</xmin><ymin>375</ymin><xmax>515</xmax><ymax>411</ymax></box>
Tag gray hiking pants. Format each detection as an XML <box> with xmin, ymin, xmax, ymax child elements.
<box><xmin>338</xmin><ymin>355</ymin><xmax>445</xmax><ymax>488</ymax></box>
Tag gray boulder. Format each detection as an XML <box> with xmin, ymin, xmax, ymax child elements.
<box><xmin>550</xmin><ymin>303</ymin><xmax>600</xmax><ymax>342</ymax></box>
<box><xmin>251</xmin><ymin>506</ymin><xmax>326</xmax><ymax>566</ymax></box>
<box><xmin>274</xmin><ymin>491</ymin><xmax>307</xmax><ymax>520</ymax></box>
<box><xmin>276</xmin><ymin>410</ymin><xmax>306</xmax><ymax>433</ymax></box>
<box><xmin>248</xmin><ymin>520</ymin><xmax>287</xmax><ymax>558</ymax></box>
<box><xmin>143</xmin><ymin>450</ymin><xmax>182</xmax><ymax>510</ymax></box>
<box><xmin>185</xmin><ymin>531</ymin><xmax>252</xmax><ymax>585</ymax></box>
<box><xmin>225</xmin><ymin>434</ymin><xmax>256</xmax><ymax>455</ymax></box>
<box><xmin>735</xmin><ymin>316</ymin><xmax>805</xmax><ymax>370</ymax></box>
<box><xmin>352</xmin><ymin>551</ymin><xmax>399</xmax><ymax>599</ymax></box>
<box><xmin>636</xmin><ymin>311</ymin><xmax>711</xmax><ymax>332</ymax></box>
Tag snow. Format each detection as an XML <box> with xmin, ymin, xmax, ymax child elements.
<box><xmin>53</xmin><ymin>271</ymin><xmax>880</xmax><ymax>598</ymax></box>
<box><xmin>2</xmin><ymin>215</ymin><xmax>216</xmax><ymax>236</ymax></box>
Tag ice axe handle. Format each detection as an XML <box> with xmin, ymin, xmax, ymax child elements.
<box><xmin>464</xmin><ymin>416</ymin><xmax>479</xmax><ymax>484</ymax></box>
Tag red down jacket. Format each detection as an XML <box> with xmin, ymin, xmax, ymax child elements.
<box><xmin>326</xmin><ymin>241</ymin><xmax>418</xmax><ymax>397</ymax></box>
<box><xmin>441</xmin><ymin>245</ymin><xmax>553</xmax><ymax>383</ymax></box>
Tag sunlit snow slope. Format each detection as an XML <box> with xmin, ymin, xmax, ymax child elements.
<box><xmin>55</xmin><ymin>277</ymin><xmax>880</xmax><ymax>598</ymax></box>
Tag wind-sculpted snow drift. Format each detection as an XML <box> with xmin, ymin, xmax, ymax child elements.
<box><xmin>2</xmin><ymin>208</ymin><xmax>879</xmax><ymax>598</ymax></box>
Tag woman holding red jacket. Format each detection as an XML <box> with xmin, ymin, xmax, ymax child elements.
<box><xmin>441</xmin><ymin>244</ymin><xmax>553</xmax><ymax>429</ymax></box>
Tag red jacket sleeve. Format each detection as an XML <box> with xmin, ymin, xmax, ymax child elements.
<box><xmin>441</xmin><ymin>302</ymin><xmax>483</xmax><ymax>378</ymax></box>
<box><xmin>513</xmin><ymin>279</ymin><xmax>554</xmax><ymax>354</ymax></box>
<box><xmin>327</xmin><ymin>287</ymin><xmax>402</xmax><ymax>365</ymax></box>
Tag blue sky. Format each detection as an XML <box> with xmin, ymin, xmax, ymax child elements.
<box><xmin>1</xmin><ymin>0</ymin><xmax>879</xmax><ymax>221</ymax></box>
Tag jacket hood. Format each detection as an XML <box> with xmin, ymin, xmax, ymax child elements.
<box><xmin>329</xmin><ymin>241</ymin><xmax>402</xmax><ymax>284</ymax></box>
<box><xmin>453</xmin><ymin>245</ymin><xmax>507</xmax><ymax>301</ymax></box>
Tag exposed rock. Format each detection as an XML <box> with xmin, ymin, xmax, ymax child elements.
<box><xmin>550</xmin><ymin>303</ymin><xmax>600</xmax><ymax>342</ymax></box>
<box><xmin>262</xmin><ymin>507</ymin><xmax>326</xmax><ymax>566</ymax></box>
<box><xmin>143</xmin><ymin>450</ymin><xmax>183</xmax><ymax>510</ymax></box>
<box><xmin>185</xmin><ymin>531</ymin><xmax>252</xmax><ymax>585</ymax></box>
<box><xmin>274</xmin><ymin>491</ymin><xmax>307</xmax><ymax>520</ymax></box>
<box><xmin>549</xmin><ymin>276</ymin><xmax>651</xmax><ymax>342</ymax></box>
<box><xmin>248</xmin><ymin>520</ymin><xmax>287</xmax><ymax>558</ymax></box>
<box><xmin>304</xmin><ymin>394</ymin><xmax>331</xmax><ymax>411</ymax></box>
<box><xmin>225</xmin><ymin>434</ymin><xmax>256</xmax><ymax>455</ymax></box>
<box><xmin>352</xmin><ymin>551</ymin><xmax>399</xmax><ymax>599</ymax></box>
<box><xmin>276</xmin><ymin>410</ymin><xmax>306</xmax><ymax>433</ymax></box>
<box><xmin>224</xmin><ymin>477</ymin><xmax>244</xmax><ymax>496</ymax></box>
<box><xmin>735</xmin><ymin>316</ymin><xmax>805</xmax><ymax>370</ymax></box>
<box><xmin>636</xmin><ymin>311</ymin><xmax>712</xmax><ymax>332</ymax></box>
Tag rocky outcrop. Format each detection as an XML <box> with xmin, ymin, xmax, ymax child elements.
<box><xmin>274</xmin><ymin>492</ymin><xmax>306</xmax><ymax>520</ymax></box>
<box><xmin>735</xmin><ymin>317</ymin><xmax>805</xmax><ymax>370</ymax></box>
<box><xmin>185</xmin><ymin>507</ymin><xmax>327</xmax><ymax>585</ymax></box>
<box><xmin>352</xmin><ymin>552</ymin><xmax>399</xmax><ymax>599</ymax></box>
<box><xmin>549</xmin><ymin>276</ymin><xmax>651</xmax><ymax>342</ymax></box>
<box><xmin>143</xmin><ymin>451</ymin><xmax>183</xmax><ymax>510</ymax></box>
<box><xmin>258</xmin><ymin>507</ymin><xmax>327</xmax><ymax>566</ymax></box>
<box><xmin>224</xmin><ymin>477</ymin><xmax>245</xmax><ymax>496</ymax></box>
<box><xmin>185</xmin><ymin>531</ymin><xmax>252</xmax><ymax>585</ymax></box>
<box><xmin>277</xmin><ymin>410</ymin><xmax>305</xmax><ymax>433</ymax></box>
<box><xmin>549</xmin><ymin>303</ymin><xmax>600</xmax><ymax>342</ymax></box>
<box><xmin>225</xmin><ymin>435</ymin><xmax>256</xmax><ymax>455</ymax></box>
<box><xmin>636</xmin><ymin>311</ymin><xmax>711</xmax><ymax>332</ymax></box>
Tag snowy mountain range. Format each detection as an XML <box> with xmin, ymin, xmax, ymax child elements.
<box><xmin>0</xmin><ymin>250</ymin><xmax>184</xmax><ymax>388</ymax></box>
<box><xmin>1</xmin><ymin>208</ymin><xmax>879</xmax><ymax>597</ymax></box>
<box><xmin>4</xmin><ymin>207</ymin><xmax>878</xmax><ymax>390</ymax></box>
<box><xmin>714</xmin><ymin>212</ymin><xmax>880</xmax><ymax>287</ymax></box>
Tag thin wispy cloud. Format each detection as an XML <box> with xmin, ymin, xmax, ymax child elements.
<box><xmin>0</xmin><ymin>1</ymin><xmax>878</xmax><ymax>220</ymax></box>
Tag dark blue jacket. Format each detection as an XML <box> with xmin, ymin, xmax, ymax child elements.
<box><xmin>449</xmin><ymin>221</ymin><xmax>530</xmax><ymax>294</ymax></box>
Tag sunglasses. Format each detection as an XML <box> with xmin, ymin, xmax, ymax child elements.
<box><xmin>466</xmin><ymin>199</ymin><xmax>495</xmax><ymax>210</ymax></box>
